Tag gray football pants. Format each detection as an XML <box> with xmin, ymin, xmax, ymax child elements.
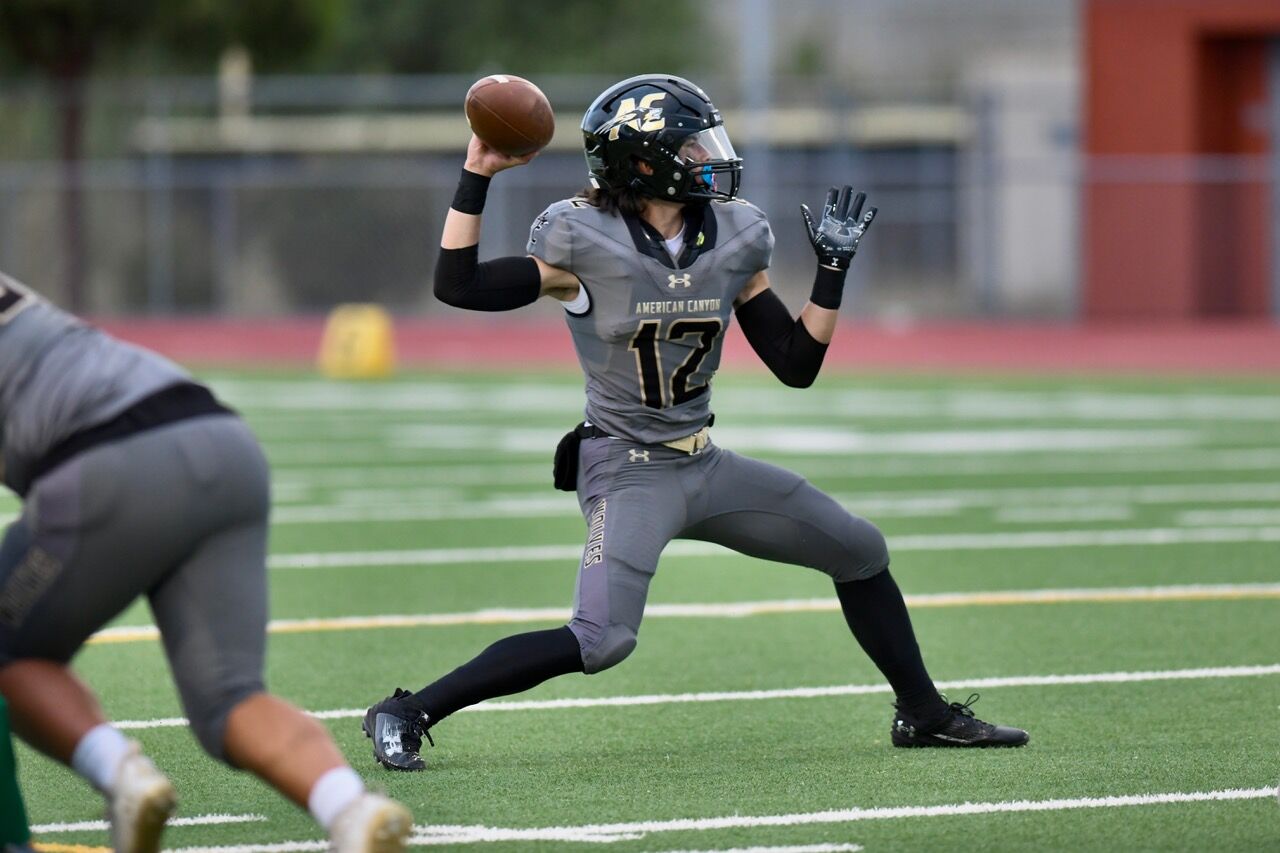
<box><xmin>569</xmin><ymin>436</ymin><xmax>889</xmax><ymax>674</ymax></box>
<box><xmin>0</xmin><ymin>415</ymin><xmax>269</xmax><ymax>761</ymax></box>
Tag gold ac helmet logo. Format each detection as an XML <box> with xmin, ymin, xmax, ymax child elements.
<box><xmin>607</xmin><ymin>92</ymin><xmax>666</xmax><ymax>141</ymax></box>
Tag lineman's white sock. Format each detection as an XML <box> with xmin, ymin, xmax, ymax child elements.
<box><xmin>309</xmin><ymin>766</ymin><xmax>365</xmax><ymax>830</ymax></box>
<box><xmin>70</xmin><ymin>724</ymin><xmax>132</xmax><ymax>794</ymax></box>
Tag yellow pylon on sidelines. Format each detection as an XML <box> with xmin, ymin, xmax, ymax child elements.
<box><xmin>317</xmin><ymin>303</ymin><xmax>396</xmax><ymax>379</ymax></box>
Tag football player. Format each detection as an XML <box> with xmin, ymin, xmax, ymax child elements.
<box><xmin>364</xmin><ymin>74</ymin><xmax>1028</xmax><ymax>771</ymax></box>
<box><xmin>0</xmin><ymin>273</ymin><xmax>412</xmax><ymax>852</ymax></box>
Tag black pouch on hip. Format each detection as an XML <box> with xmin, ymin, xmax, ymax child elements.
<box><xmin>553</xmin><ymin>423</ymin><xmax>588</xmax><ymax>491</ymax></box>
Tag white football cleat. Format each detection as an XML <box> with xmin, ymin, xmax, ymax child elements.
<box><xmin>107</xmin><ymin>742</ymin><xmax>176</xmax><ymax>853</ymax></box>
<box><xmin>329</xmin><ymin>793</ymin><xmax>414</xmax><ymax>853</ymax></box>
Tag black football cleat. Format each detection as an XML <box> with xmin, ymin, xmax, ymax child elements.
<box><xmin>362</xmin><ymin>688</ymin><xmax>433</xmax><ymax>771</ymax></box>
<box><xmin>891</xmin><ymin>693</ymin><xmax>1029</xmax><ymax>748</ymax></box>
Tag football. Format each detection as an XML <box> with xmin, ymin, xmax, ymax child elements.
<box><xmin>464</xmin><ymin>74</ymin><xmax>555</xmax><ymax>157</ymax></box>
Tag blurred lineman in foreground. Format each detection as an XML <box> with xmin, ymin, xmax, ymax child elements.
<box><xmin>0</xmin><ymin>272</ymin><xmax>411</xmax><ymax>853</ymax></box>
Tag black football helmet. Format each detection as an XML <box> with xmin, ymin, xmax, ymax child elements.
<box><xmin>581</xmin><ymin>74</ymin><xmax>742</xmax><ymax>203</ymax></box>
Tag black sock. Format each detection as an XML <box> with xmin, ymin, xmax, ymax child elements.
<box><xmin>834</xmin><ymin>570</ymin><xmax>948</xmax><ymax>723</ymax></box>
<box><xmin>408</xmin><ymin>626</ymin><xmax>584</xmax><ymax>724</ymax></box>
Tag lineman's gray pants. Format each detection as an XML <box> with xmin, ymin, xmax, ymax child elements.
<box><xmin>0</xmin><ymin>416</ymin><xmax>269</xmax><ymax>760</ymax></box>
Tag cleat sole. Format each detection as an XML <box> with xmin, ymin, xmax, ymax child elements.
<box><xmin>892</xmin><ymin>733</ymin><xmax>1030</xmax><ymax>749</ymax></box>
<box><xmin>366</xmin><ymin>802</ymin><xmax>414</xmax><ymax>853</ymax></box>
<box><xmin>892</xmin><ymin>739</ymin><xmax>1029</xmax><ymax>748</ymax></box>
<box><xmin>123</xmin><ymin>779</ymin><xmax>178</xmax><ymax>853</ymax></box>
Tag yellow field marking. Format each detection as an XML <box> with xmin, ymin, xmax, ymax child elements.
<box><xmin>84</xmin><ymin>583</ymin><xmax>1280</xmax><ymax>646</ymax></box>
<box><xmin>33</xmin><ymin>844</ymin><xmax>112</xmax><ymax>853</ymax></box>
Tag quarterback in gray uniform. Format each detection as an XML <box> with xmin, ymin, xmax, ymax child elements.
<box><xmin>364</xmin><ymin>74</ymin><xmax>1028</xmax><ymax>770</ymax></box>
<box><xmin>0</xmin><ymin>274</ymin><xmax>412</xmax><ymax>852</ymax></box>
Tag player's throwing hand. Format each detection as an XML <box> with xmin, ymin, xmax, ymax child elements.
<box><xmin>464</xmin><ymin>134</ymin><xmax>537</xmax><ymax>178</ymax></box>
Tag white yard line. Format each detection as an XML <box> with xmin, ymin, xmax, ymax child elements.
<box><xmin>270</xmin><ymin>495</ymin><xmax>571</xmax><ymax>524</ymax></box>
<box><xmin>382</xmin><ymin>425</ymin><xmax>1200</xmax><ymax>456</ymax></box>
<box><xmin>272</xmin><ymin>463</ymin><xmax>549</xmax><ymax>487</ymax></box>
<box><xmin>164</xmin><ymin>835</ymin><xmax>640</xmax><ymax>853</ymax></box>
<box><xmin>157</xmin><ymin>787</ymin><xmax>1276</xmax><ymax>850</ymax></box>
<box><xmin>260</xmin><ymin>444</ymin><xmax>447</xmax><ymax>463</ymax></box>
<box><xmin>402</xmin><ymin>787</ymin><xmax>1277</xmax><ymax>845</ymax></box>
<box><xmin>1178</xmin><ymin>508</ymin><xmax>1280</xmax><ymax>526</ymax></box>
<box><xmin>839</xmin><ymin>481</ymin><xmax>1280</xmax><ymax>510</ymax></box>
<box><xmin>34</xmin><ymin>814</ymin><xmax>266</xmax><ymax>833</ymax></box>
<box><xmin>244</xmin><ymin>423</ymin><xmax>1211</xmax><ymax>461</ymax></box>
<box><xmin>266</xmin><ymin>497</ymin><xmax>950</xmax><ymax>523</ymax></box>
<box><xmin>261</xmin><ymin>481</ymin><xmax>1280</xmax><ymax>525</ymax></box>
<box><xmin>889</xmin><ymin>525</ymin><xmax>1280</xmax><ymax>551</ymax></box>
<box><xmin>12</xmin><ymin>483</ymin><xmax>1280</xmax><ymax>528</ymax></box>
<box><xmin>265</xmin><ymin>525</ymin><xmax>1280</xmax><ymax>570</ymax></box>
<box><xmin>804</xmin><ymin>446</ymin><xmax>1280</xmax><ymax>477</ymax></box>
<box><xmin>113</xmin><ymin>664</ymin><xmax>1280</xmax><ymax>730</ymax></box>
<box><xmin>994</xmin><ymin>504</ymin><xmax>1134</xmax><ymax>523</ymax></box>
<box><xmin>256</xmin><ymin>427</ymin><xmax>1214</xmax><ymax>458</ymax></box>
<box><xmin>211</xmin><ymin>378</ymin><xmax>1280</xmax><ymax>422</ymax></box>
<box><xmin>263</xmin><ymin>448</ymin><xmax>1280</xmax><ymax>488</ymax></box>
<box><xmin>270</xmin><ymin>542</ymin><xmax>589</xmax><ymax>568</ymax></box>
<box><xmin>87</xmin><ymin>583</ymin><xmax>1280</xmax><ymax>645</ymax></box>
<box><xmin>164</xmin><ymin>844</ymin><xmax>327</xmax><ymax>853</ymax></box>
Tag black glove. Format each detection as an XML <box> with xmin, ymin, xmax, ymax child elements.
<box><xmin>800</xmin><ymin>186</ymin><xmax>877</xmax><ymax>271</ymax></box>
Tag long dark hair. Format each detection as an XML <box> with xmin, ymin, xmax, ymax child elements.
<box><xmin>576</xmin><ymin>183</ymin><xmax>648</xmax><ymax>217</ymax></box>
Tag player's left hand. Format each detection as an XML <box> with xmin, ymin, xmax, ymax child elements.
<box><xmin>800</xmin><ymin>186</ymin><xmax>877</xmax><ymax>271</ymax></box>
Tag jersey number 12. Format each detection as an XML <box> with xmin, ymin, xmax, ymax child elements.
<box><xmin>628</xmin><ymin>318</ymin><xmax>721</xmax><ymax>409</ymax></box>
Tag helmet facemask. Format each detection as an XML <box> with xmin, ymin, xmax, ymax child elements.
<box><xmin>614</xmin><ymin>124</ymin><xmax>742</xmax><ymax>203</ymax></box>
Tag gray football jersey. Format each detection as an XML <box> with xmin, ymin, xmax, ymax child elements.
<box><xmin>0</xmin><ymin>272</ymin><xmax>191</xmax><ymax>492</ymax></box>
<box><xmin>527</xmin><ymin>198</ymin><xmax>773</xmax><ymax>443</ymax></box>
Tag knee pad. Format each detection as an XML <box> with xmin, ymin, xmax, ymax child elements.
<box><xmin>578</xmin><ymin>623</ymin><xmax>637</xmax><ymax>674</ymax></box>
<box><xmin>833</xmin><ymin>517</ymin><xmax>890</xmax><ymax>583</ymax></box>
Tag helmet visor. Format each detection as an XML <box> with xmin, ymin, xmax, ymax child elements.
<box><xmin>676</xmin><ymin>126</ymin><xmax>741</xmax><ymax>199</ymax></box>
<box><xmin>677</xmin><ymin>126</ymin><xmax>738</xmax><ymax>165</ymax></box>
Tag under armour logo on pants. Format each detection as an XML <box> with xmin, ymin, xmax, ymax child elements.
<box><xmin>667</xmin><ymin>273</ymin><xmax>692</xmax><ymax>288</ymax></box>
<box><xmin>628</xmin><ymin>449</ymin><xmax>650</xmax><ymax>463</ymax></box>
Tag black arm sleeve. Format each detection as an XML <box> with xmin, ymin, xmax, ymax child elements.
<box><xmin>433</xmin><ymin>245</ymin><xmax>542</xmax><ymax>311</ymax></box>
<box><xmin>734</xmin><ymin>288</ymin><xmax>829</xmax><ymax>388</ymax></box>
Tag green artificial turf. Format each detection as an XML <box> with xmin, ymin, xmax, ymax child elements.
<box><xmin>14</xmin><ymin>368</ymin><xmax>1280</xmax><ymax>852</ymax></box>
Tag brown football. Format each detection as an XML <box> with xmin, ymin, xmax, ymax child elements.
<box><xmin>464</xmin><ymin>75</ymin><xmax>555</xmax><ymax>157</ymax></box>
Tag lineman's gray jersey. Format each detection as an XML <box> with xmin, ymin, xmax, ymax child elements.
<box><xmin>527</xmin><ymin>197</ymin><xmax>773</xmax><ymax>444</ymax></box>
<box><xmin>0</xmin><ymin>272</ymin><xmax>191</xmax><ymax>493</ymax></box>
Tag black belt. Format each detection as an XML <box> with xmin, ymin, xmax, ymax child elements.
<box><xmin>574</xmin><ymin>413</ymin><xmax>715</xmax><ymax>443</ymax></box>
<box><xmin>574</xmin><ymin>423</ymin><xmax>611</xmax><ymax>440</ymax></box>
<box><xmin>20</xmin><ymin>382</ymin><xmax>234</xmax><ymax>496</ymax></box>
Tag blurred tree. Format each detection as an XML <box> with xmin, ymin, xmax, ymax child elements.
<box><xmin>324</xmin><ymin>0</ymin><xmax>703</xmax><ymax>75</ymax></box>
<box><xmin>0</xmin><ymin>0</ymin><xmax>340</xmax><ymax>310</ymax></box>
<box><xmin>145</xmin><ymin>0</ymin><xmax>343</xmax><ymax>72</ymax></box>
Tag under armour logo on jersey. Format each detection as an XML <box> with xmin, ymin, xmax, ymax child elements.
<box><xmin>628</xmin><ymin>449</ymin><xmax>650</xmax><ymax>463</ymax></box>
<box><xmin>668</xmin><ymin>273</ymin><xmax>692</xmax><ymax>289</ymax></box>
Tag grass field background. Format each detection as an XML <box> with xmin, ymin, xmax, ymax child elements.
<box><xmin>12</xmin><ymin>366</ymin><xmax>1280</xmax><ymax>852</ymax></box>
